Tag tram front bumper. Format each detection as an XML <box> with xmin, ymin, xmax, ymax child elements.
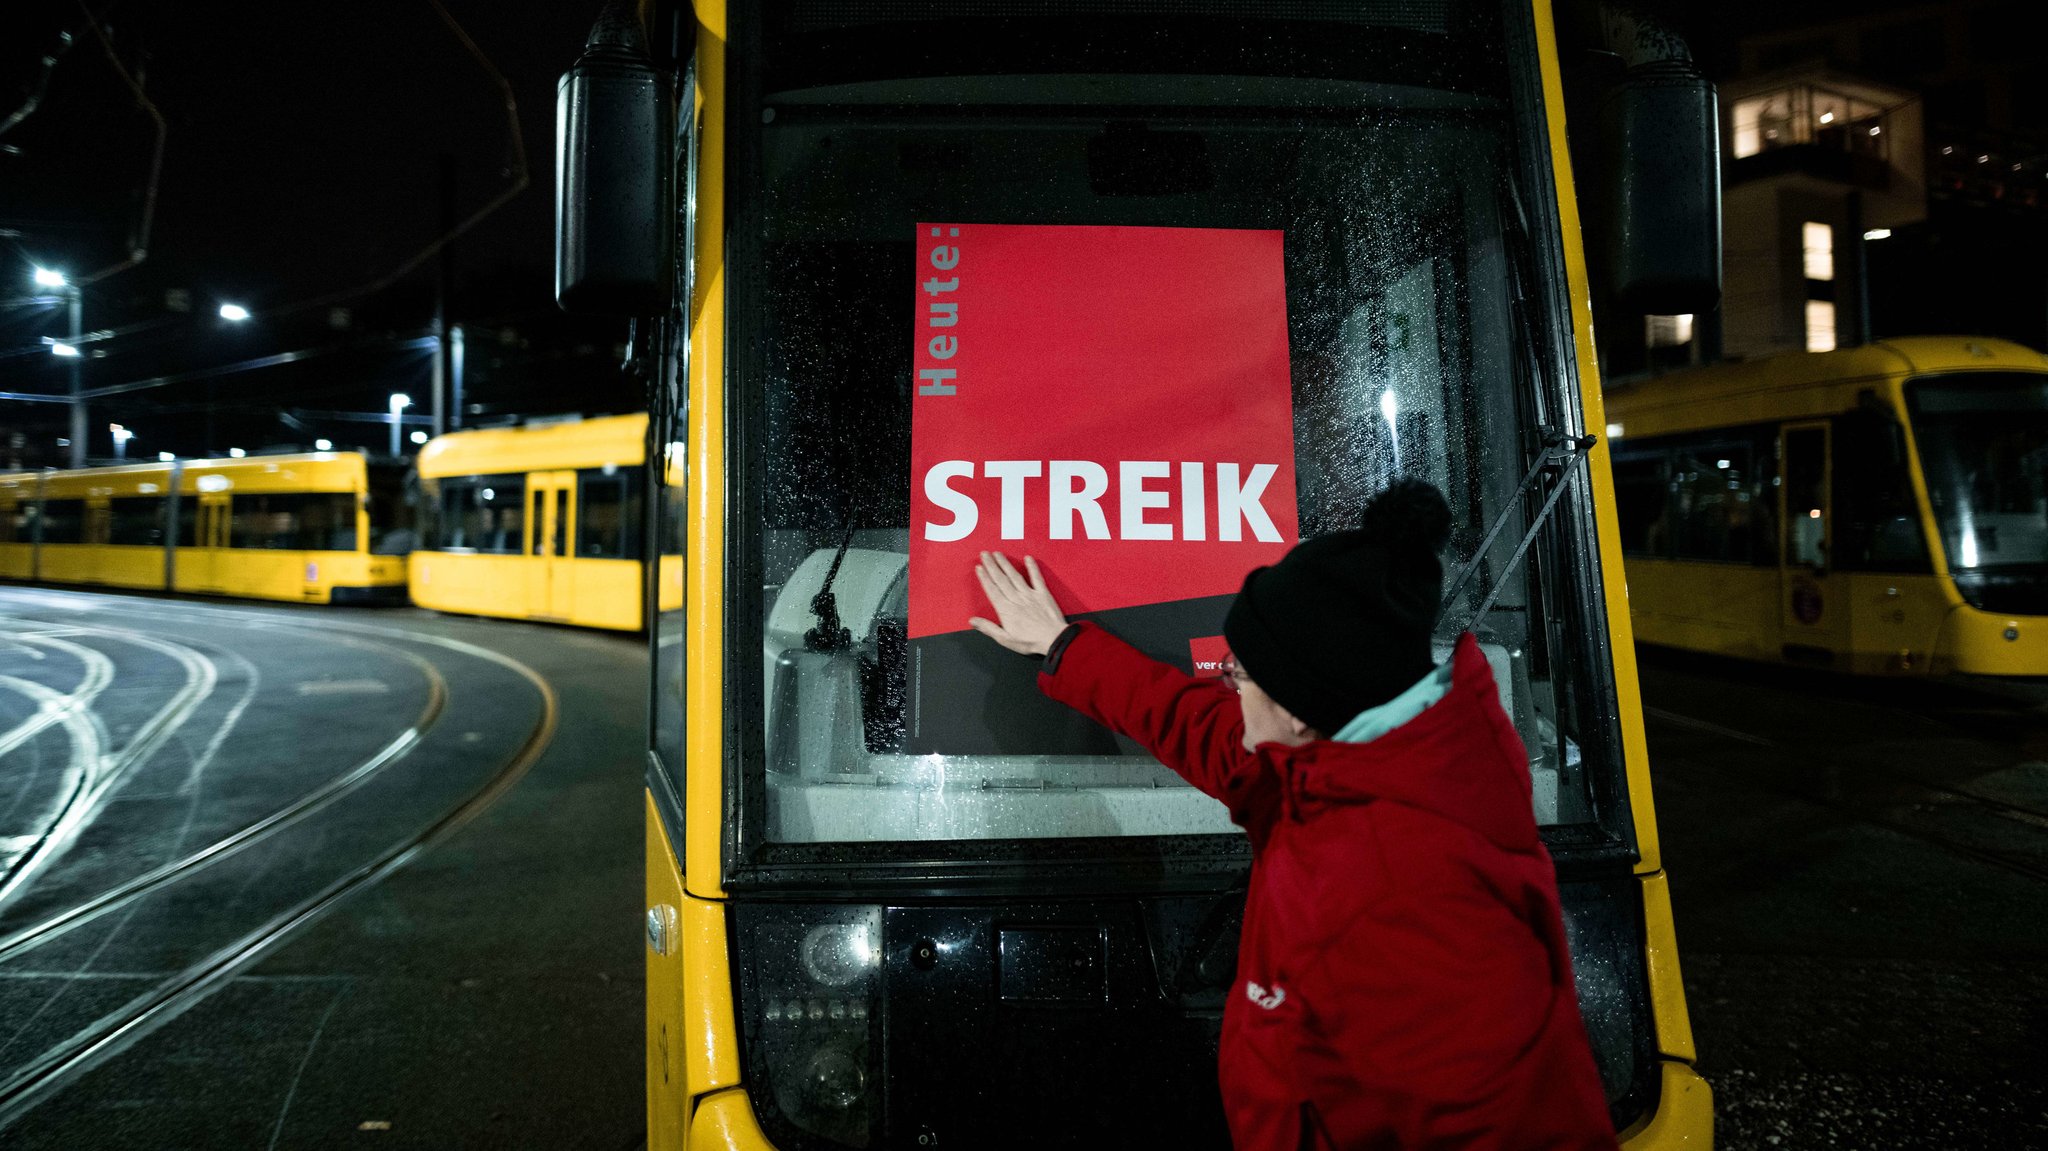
<box><xmin>1934</xmin><ymin>603</ymin><xmax>2048</xmax><ymax>676</ymax></box>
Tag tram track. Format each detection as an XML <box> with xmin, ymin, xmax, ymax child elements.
<box><xmin>0</xmin><ymin>631</ymin><xmax>114</xmax><ymax>762</ymax></box>
<box><xmin>0</xmin><ymin>638</ymin><xmax>446</xmax><ymax>966</ymax></box>
<box><xmin>0</xmin><ymin>618</ymin><xmax>223</xmax><ymax>910</ymax></box>
<box><xmin>0</xmin><ymin>591</ymin><xmax>562</xmax><ymax>1130</ymax></box>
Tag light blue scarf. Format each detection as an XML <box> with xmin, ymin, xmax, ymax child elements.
<box><xmin>1330</xmin><ymin>662</ymin><xmax>1452</xmax><ymax>745</ymax></box>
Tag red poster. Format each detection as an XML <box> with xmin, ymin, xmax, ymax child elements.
<box><xmin>906</xmin><ymin>223</ymin><xmax>1298</xmax><ymax>754</ymax></box>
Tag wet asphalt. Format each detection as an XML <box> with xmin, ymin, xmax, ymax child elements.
<box><xmin>0</xmin><ymin>589</ymin><xmax>646</xmax><ymax>1150</ymax></box>
<box><xmin>3</xmin><ymin>584</ymin><xmax>2044</xmax><ymax>1148</ymax></box>
<box><xmin>1644</xmin><ymin>649</ymin><xmax>2048</xmax><ymax>1149</ymax></box>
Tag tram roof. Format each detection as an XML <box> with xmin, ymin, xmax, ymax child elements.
<box><xmin>415</xmin><ymin>412</ymin><xmax>650</xmax><ymax>478</ymax></box>
<box><xmin>0</xmin><ymin>454</ymin><xmax>373</xmax><ymax>499</ymax></box>
<box><xmin>1605</xmin><ymin>337</ymin><xmax>2048</xmax><ymax>438</ymax></box>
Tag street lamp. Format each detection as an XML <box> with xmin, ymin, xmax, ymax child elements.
<box><xmin>228</xmin><ymin>447</ymin><xmax>247</xmax><ymax>458</ymax></box>
<box><xmin>30</xmin><ymin>266</ymin><xmax>85</xmax><ymax>466</ymax></box>
<box><xmin>388</xmin><ymin>392</ymin><xmax>413</xmax><ymax>457</ymax></box>
<box><xmin>157</xmin><ymin>451</ymin><xmax>174</xmax><ymax>462</ymax></box>
<box><xmin>110</xmin><ymin>423</ymin><xmax>134</xmax><ymax>461</ymax></box>
<box><xmin>314</xmin><ymin>438</ymin><xmax>333</xmax><ymax>451</ymax></box>
<box><xmin>219</xmin><ymin>303</ymin><xmax>251</xmax><ymax>322</ymax></box>
<box><xmin>409</xmin><ymin>430</ymin><xmax>429</xmax><ymax>445</ymax></box>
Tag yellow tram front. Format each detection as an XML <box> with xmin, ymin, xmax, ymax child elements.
<box><xmin>1608</xmin><ymin>336</ymin><xmax>2048</xmax><ymax>677</ymax></box>
<box><xmin>565</xmin><ymin>1</ymin><xmax>1718</xmax><ymax>1147</ymax></box>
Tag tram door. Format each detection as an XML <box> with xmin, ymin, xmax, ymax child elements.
<box><xmin>526</xmin><ymin>471</ymin><xmax>577</xmax><ymax>620</ymax></box>
<box><xmin>1780</xmin><ymin>422</ymin><xmax>1845</xmax><ymax>662</ymax></box>
<box><xmin>183</xmin><ymin>497</ymin><xmax>232</xmax><ymax>592</ymax></box>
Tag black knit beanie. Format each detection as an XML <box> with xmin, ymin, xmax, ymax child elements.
<box><xmin>1222</xmin><ymin>478</ymin><xmax>1452</xmax><ymax>734</ymax></box>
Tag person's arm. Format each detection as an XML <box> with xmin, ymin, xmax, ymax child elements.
<box><xmin>970</xmin><ymin>552</ymin><xmax>1268</xmax><ymax>814</ymax></box>
<box><xmin>1038</xmin><ymin>623</ymin><xmax>1273</xmax><ymax>812</ymax></box>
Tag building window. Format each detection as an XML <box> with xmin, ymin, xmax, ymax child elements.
<box><xmin>1730</xmin><ymin>85</ymin><xmax>1890</xmax><ymax>161</ymax></box>
<box><xmin>1732</xmin><ymin>90</ymin><xmax>1790</xmax><ymax>159</ymax></box>
<box><xmin>1645</xmin><ymin>314</ymin><xmax>1695</xmax><ymax>348</ymax></box>
<box><xmin>1802</xmin><ymin>222</ymin><xmax>1835</xmax><ymax>281</ymax></box>
<box><xmin>1806</xmin><ymin>300</ymin><xmax>1838</xmax><ymax>353</ymax></box>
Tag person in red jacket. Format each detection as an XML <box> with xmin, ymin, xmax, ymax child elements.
<box><xmin>968</xmin><ymin>478</ymin><xmax>1618</xmax><ymax>1151</ymax></box>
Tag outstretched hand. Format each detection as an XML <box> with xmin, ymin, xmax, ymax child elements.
<box><xmin>968</xmin><ymin>551</ymin><xmax>1069</xmax><ymax>657</ymax></box>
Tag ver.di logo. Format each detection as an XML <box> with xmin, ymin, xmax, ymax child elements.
<box><xmin>1245</xmin><ymin>981</ymin><xmax>1286</xmax><ymax>1010</ymax></box>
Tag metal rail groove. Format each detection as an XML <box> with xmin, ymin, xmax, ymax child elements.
<box><xmin>0</xmin><ymin>614</ymin><xmax>559</xmax><ymax>1130</ymax></box>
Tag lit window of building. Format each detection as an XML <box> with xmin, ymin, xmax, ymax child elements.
<box><xmin>1645</xmin><ymin>314</ymin><xmax>1696</xmax><ymax>348</ymax></box>
<box><xmin>1802</xmin><ymin>222</ymin><xmax>1835</xmax><ymax>281</ymax></box>
<box><xmin>1729</xmin><ymin>84</ymin><xmax>1889</xmax><ymax>161</ymax></box>
<box><xmin>1806</xmin><ymin>300</ymin><xmax>1837</xmax><ymax>353</ymax></box>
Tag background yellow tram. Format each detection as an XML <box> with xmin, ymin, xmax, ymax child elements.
<box><xmin>0</xmin><ymin>453</ymin><xmax>408</xmax><ymax>604</ymax></box>
<box><xmin>411</xmin><ymin>413</ymin><xmax>682</xmax><ymax>631</ymax></box>
<box><xmin>1608</xmin><ymin>336</ymin><xmax>2048</xmax><ymax>676</ymax></box>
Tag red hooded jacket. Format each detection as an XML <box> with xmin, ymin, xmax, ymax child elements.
<box><xmin>1038</xmin><ymin>623</ymin><xmax>1618</xmax><ymax>1150</ymax></box>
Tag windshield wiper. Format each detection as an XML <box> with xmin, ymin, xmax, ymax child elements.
<box><xmin>1437</xmin><ymin>430</ymin><xmax>1596</xmax><ymax>640</ymax></box>
<box><xmin>1435</xmin><ymin>164</ymin><xmax>1595</xmax><ymax>640</ymax></box>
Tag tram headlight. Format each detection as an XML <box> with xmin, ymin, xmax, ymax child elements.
<box><xmin>801</xmin><ymin>920</ymin><xmax>880</xmax><ymax>987</ymax></box>
<box><xmin>736</xmin><ymin>905</ymin><xmax>882</xmax><ymax>1149</ymax></box>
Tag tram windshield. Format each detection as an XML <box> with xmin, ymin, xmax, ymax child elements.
<box><xmin>1909</xmin><ymin>373</ymin><xmax>2048</xmax><ymax>609</ymax></box>
<box><xmin>739</xmin><ymin>2</ymin><xmax>1615</xmax><ymax>847</ymax></box>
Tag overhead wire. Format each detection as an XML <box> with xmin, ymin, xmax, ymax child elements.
<box><xmin>74</xmin><ymin>0</ymin><xmax>166</xmax><ymax>286</ymax></box>
<box><xmin>2</xmin><ymin>1</ymin><xmax>533</xmax><ymax>398</ymax></box>
<box><xmin>0</xmin><ymin>28</ymin><xmax>76</xmax><ymax>139</ymax></box>
<box><xmin>264</xmin><ymin>0</ymin><xmax>532</xmax><ymax>319</ymax></box>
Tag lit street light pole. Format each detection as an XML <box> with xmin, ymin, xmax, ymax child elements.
<box><xmin>65</xmin><ymin>283</ymin><xmax>83</xmax><ymax>465</ymax></box>
<box><xmin>34</xmin><ymin>268</ymin><xmax>84</xmax><ymax>467</ymax></box>
<box><xmin>389</xmin><ymin>392</ymin><xmax>413</xmax><ymax>457</ymax></box>
<box><xmin>110</xmin><ymin>423</ymin><xmax>133</xmax><ymax>461</ymax></box>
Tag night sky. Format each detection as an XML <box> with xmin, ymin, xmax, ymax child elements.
<box><xmin>1</xmin><ymin>1</ymin><xmax>630</xmax><ymax>465</ymax></box>
<box><xmin>1</xmin><ymin>0</ymin><xmax>2038</xmax><ymax>467</ymax></box>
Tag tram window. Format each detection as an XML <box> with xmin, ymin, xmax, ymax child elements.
<box><xmin>0</xmin><ymin>504</ymin><xmax>16</xmax><ymax>545</ymax></box>
<box><xmin>1670</xmin><ymin>444</ymin><xmax>1759</xmax><ymax>563</ymax></box>
<box><xmin>38</xmin><ymin>499</ymin><xmax>85</xmax><ymax>544</ymax></box>
<box><xmin>740</xmin><ymin>28</ymin><xmax>1627</xmax><ymax>844</ymax></box>
<box><xmin>1834</xmin><ymin>413</ymin><xmax>1928</xmax><ymax>572</ymax></box>
<box><xmin>577</xmin><ymin>468</ymin><xmax>642</xmax><ymax>559</ymax></box>
<box><xmin>1612</xmin><ymin>453</ymin><xmax>1670</xmax><ymax>557</ymax></box>
<box><xmin>429</xmin><ymin>475</ymin><xmax>526</xmax><ymax>553</ymax></box>
<box><xmin>1907</xmin><ymin>373</ymin><xmax>2048</xmax><ymax>573</ymax></box>
<box><xmin>175</xmin><ymin>503</ymin><xmax>199</xmax><ymax>547</ymax></box>
<box><xmin>229</xmin><ymin>494</ymin><xmax>358</xmax><ymax>551</ymax></box>
<box><xmin>108</xmin><ymin>497</ymin><xmax>167</xmax><ymax>546</ymax></box>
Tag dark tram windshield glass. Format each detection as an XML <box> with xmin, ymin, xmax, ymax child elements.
<box><xmin>738</xmin><ymin>3</ymin><xmax>1614</xmax><ymax>846</ymax></box>
<box><xmin>1909</xmin><ymin>373</ymin><xmax>2048</xmax><ymax>609</ymax></box>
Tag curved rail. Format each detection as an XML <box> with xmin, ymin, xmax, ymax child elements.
<box><xmin>0</xmin><ymin>598</ymin><xmax>560</xmax><ymax>1129</ymax></box>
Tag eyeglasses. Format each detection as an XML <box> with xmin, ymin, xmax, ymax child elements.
<box><xmin>1218</xmin><ymin>654</ymin><xmax>1250</xmax><ymax>693</ymax></box>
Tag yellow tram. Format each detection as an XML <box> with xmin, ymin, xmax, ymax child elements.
<box><xmin>1607</xmin><ymin>336</ymin><xmax>2048</xmax><ymax>676</ymax></box>
<box><xmin>556</xmin><ymin>1</ymin><xmax>1718</xmax><ymax>1146</ymax></box>
<box><xmin>411</xmin><ymin>413</ymin><xmax>682</xmax><ymax>631</ymax></box>
<box><xmin>0</xmin><ymin>453</ymin><xmax>408</xmax><ymax>604</ymax></box>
